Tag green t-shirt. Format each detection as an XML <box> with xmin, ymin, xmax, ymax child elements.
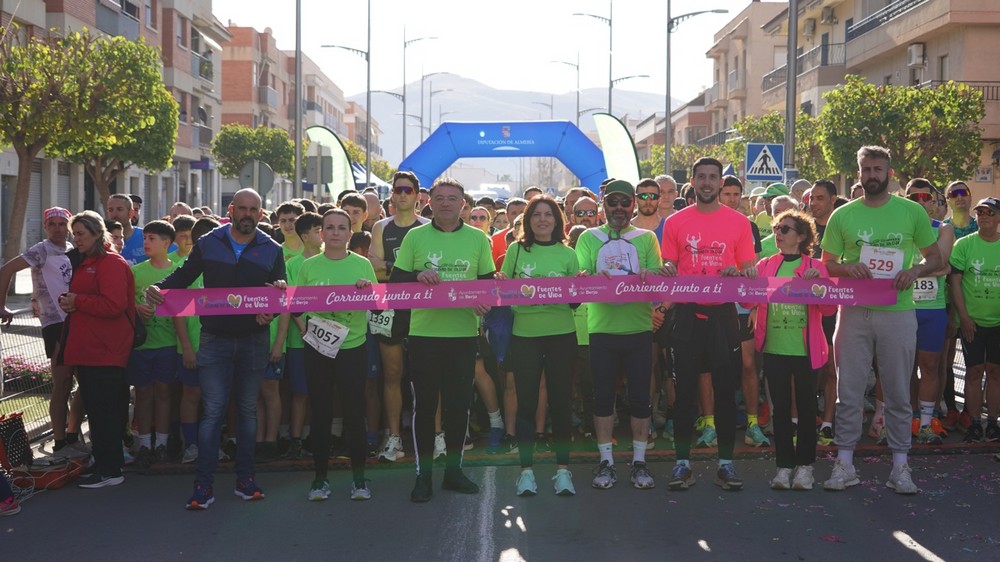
<box><xmin>820</xmin><ymin>196</ymin><xmax>936</xmax><ymax>312</ymax></box>
<box><xmin>573</xmin><ymin>303</ymin><xmax>589</xmax><ymax>346</ymax></box>
<box><xmin>394</xmin><ymin>222</ymin><xmax>495</xmax><ymax>338</ymax></box>
<box><xmin>132</xmin><ymin>259</ymin><xmax>180</xmax><ymax>350</ymax></box>
<box><xmin>763</xmin><ymin>259</ymin><xmax>807</xmax><ymax>356</ymax></box>
<box><xmin>575</xmin><ymin>225</ymin><xmax>661</xmax><ymax>335</ymax></box>
<box><xmin>755</xmin><ymin>212</ymin><xmax>773</xmax><ymax>238</ymax></box>
<box><xmin>760</xmin><ymin>234</ymin><xmax>778</xmax><ymax>258</ymax></box>
<box><xmin>500</xmin><ymin>241</ymin><xmax>578</xmax><ymax>337</ymax></box>
<box><xmin>949</xmin><ymin>234</ymin><xmax>1000</xmax><ymax>327</ymax></box>
<box><xmin>297</xmin><ymin>251</ymin><xmax>378</xmax><ymax>351</ymax></box>
<box><xmin>167</xmin><ymin>250</ymin><xmax>191</xmax><ymax>266</ymax></box>
<box><xmin>914</xmin><ymin>223</ymin><xmax>946</xmax><ymax>310</ymax></box>
<box><xmin>284</xmin><ymin>254</ymin><xmax>306</xmax><ymax>349</ymax></box>
<box><xmin>175</xmin><ymin>274</ymin><xmax>203</xmax><ymax>354</ymax></box>
<box><xmin>283</xmin><ymin>244</ymin><xmax>303</xmax><ymax>262</ymax></box>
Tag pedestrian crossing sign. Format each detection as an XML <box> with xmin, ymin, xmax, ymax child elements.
<box><xmin>745</xmin><ymin>143</ymin><xmax>784</xmax><ymax>182</ymax></box>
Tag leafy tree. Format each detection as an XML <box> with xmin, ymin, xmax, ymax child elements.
<box><xmin>725</xmin><ymin>111</ymin><xmax>832</xmax><ymax>182</ymax></box>
<box><xmin>640</xmin><ymin>144</ymin><xmax>727</xmax><ymax>181</ymax></box>
<box><xmin>820</xmin><ymin>75</ymin><xmax>984</xmax><ymax>186</ymax></box>
<box><xmin>342</xmin><ymin>137</ymin><xmax>397</xmax><ymax>184</ymax></box>
<box><xmin>0</xmin><ymin>27</ymin><xmax>89</xmax><ymax>260</ymax></box>
<box><xmin>46</xmin><ymin>34</ymin><xmax>178</xmax><ymax>204</ymax></box>
<box><xmin>212</xmin><ymin>124</ymin><xmax>295</xmax><ymax>178</ymax></box>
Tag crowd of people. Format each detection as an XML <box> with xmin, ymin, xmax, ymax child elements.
<box><xmin>1</xmin><ymin>144</ymin><xmax>998</xmax><ymax>515</ymax></box>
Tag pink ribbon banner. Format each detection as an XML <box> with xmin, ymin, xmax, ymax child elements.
<box><xmin>156</xmin><ymin>275</ymin><xmax>897</xmax><ymax>317</ymax></box>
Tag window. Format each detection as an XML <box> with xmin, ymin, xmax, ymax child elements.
<box><xmin>177</xmin><ymin>15</ymin><xmax>188</xmax><ymax>48</ymax></box>
<box><xmin>145</xmin><ymin>0</ymin><xmax>157</xmax><ymax>28</ymax></box>
<box><xmin>122</xmin><ymin>0</ymin><xmax>139</xmax><ymax>20</ymax></box>
<box><xmin>883</xmin><ymin>74</ymin><xmax>892</xmax><ymax>85</ymax></box>
<box><xmin>938</xmin><ymin>54</ymin><xmax>949</xmax><ymax>81</ymax></box>
<box><xmin>252</xmin><ymin>63</ymin><xmax>258</xmax><ymax>87</ymax></box>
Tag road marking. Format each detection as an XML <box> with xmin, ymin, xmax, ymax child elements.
<box><xmin>697</xmin><ymin>539</ymin><xmax>712</xmax><ymax>552</ymax></box>
<box><xmin>474</xmin><ymin>466</ymin><xmax>497</xmax><ymax>562</ymax></box>
<box><xmin>892</xmin><ymin>531</ymin><xmax>946</xmax><ymax>562</ymax></box>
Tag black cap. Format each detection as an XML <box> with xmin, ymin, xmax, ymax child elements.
<box><xmin>673</xmin><ymin>197</ymin><xmax>687</xmax><ymax>211</ymax></box>
<box><xmin>974</xmin><ymin>197</ymin><xmax>1000</xmax><ymax>213</ymax></box>
<box><xmin>128</xmin><ymin>194</ymin><xmax>143</xmax><ymax>204</ymax></box>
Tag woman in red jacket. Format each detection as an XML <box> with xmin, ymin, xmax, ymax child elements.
<box><xmin>59</xmin><ymin>211</ymin><xmax>135</xmax><ymax>489</ymax></box>
<box><xmin>749</xmin><ymin>210</ymin><xmax>836</xmax><ymax>492</ymax></box>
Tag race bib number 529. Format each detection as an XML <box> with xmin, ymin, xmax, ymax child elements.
<box><xmin>860</xmin><ymin>245</ymin><xmax>904</xmax><ymax>280</ymax></box>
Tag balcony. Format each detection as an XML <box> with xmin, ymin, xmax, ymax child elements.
<box><xmin>696</xmin><ymin>129</ymin><xmax>733</xmax><ymax>147</ymax></box>
<box><xmin>728</xmin><ymin>69</ymin><xmax>745</xmax><ymax>99</ymax></box>
<box><xmin>762</xmin><ymin>43</ymin><xmax>846</xmax><ymax>92</ymax></box>
<box><xmin>258</xmin><ymin>85</ymin><xmax>278</xmax><ymax>110</ymax></box>
<box><xmin>847</xmin><ymin>0</ymin><xmax>930</xmax><ymax>41</ymax></box>
<box><xmin>191</xmin><ymin>51</ymin><xmax>214</xmax><ymax>82</ymax></box>
<box><xmin>919</xmin><ymin>81</ymin><xmax>1000</xmax><ymax>102</ymax></box>
<box><xmin>705</xmin><ymin>83</ymin><xmax>726</xmax><ymax>110</ymax></box>
<box><xmin>191</xmin><ymin>123</ymin><xmax>214</xmax><ymax>149</ymax></box>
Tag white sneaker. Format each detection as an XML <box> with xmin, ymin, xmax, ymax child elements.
<box><xmin>886</xmin><ymin>463</ymin><xmax>919</xmax><ymax>495</ymax></box>
<box><xmin>433</xmin><ymin>432</ymin><xmax>446</xmax><ymax>459</ymax></box>
<box><xmin>792</xmin><ymin>465</ymin><xmax>815</xmax><ymax>490</ymax></box>
<box><xmin>823</xmin><ymin>460</ymin><xmax>860</xmax><ymax>491</ymax></box>
<box><xmin>770</xmin><ymin>467</ymin><xmax>793</xmax><ymax>490</ymax></box>
<box><xmin>378</xmin><ymin>434</ymin><xmax>404</xmax><ymax>462</ymax></box>
<box><xmin>181</xmin><ymin>444</ymin><xmax>198</xmax><ymax>464</ymax></box>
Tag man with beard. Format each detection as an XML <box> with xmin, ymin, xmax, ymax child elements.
<box><xmin>145</xmin><ymin>188</ymin><xmax>286</xmax><ymax>509</ymax></box>
<box><xmin>576</xmin><ymin>180</ymin><xmax>662</xmax><ymax>490</ymax></box>
<box><xmin>660</xmin><ymin>158</ymin><xmax>757</xmax><ymax>491</ymax></box>
<box><xmin>820</xmin><ymin>146</ymin><xmax>941</xmax><ymax>495</ymax></box>
<box><xmin>572</xmin><ymin>196</ymin><xmax>599</xmax><ymax>229</ymax></box>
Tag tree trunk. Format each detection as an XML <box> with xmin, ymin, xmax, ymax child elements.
<box><xmin>2</xmin><ymin>143</ymin><xmax>44</xmax><ymax>263</ymax></box>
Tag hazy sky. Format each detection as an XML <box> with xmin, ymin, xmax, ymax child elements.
<box><xmin>213</xmin><ymin>0</ymin><xmax>761</xmax><ymax>105</ymax></box>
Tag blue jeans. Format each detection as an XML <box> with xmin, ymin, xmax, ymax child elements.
<box><xmin>195</xmin><ymin>330</ymin><xmax>268</xmax><ymax>486</ymax></box>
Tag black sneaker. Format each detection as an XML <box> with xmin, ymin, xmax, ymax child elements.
<box><xmin>965</xmin><ymin>423</ymin><xmax>985</xmax><ymax>443</ymax></box>
<box><xmin>153</xmin><ymin>444</ymin><xmax>170</xmax><ymax>465</ymax></box>
<box><xmin>502</xmin><ymin>433</ymin><xmax>519</xmax><ymax>455</ymax></box>
<box><xmin>442</xmin><ymin>469</ymin><xmax>480</xmax><ymax>494</ymax></box>
<box><xmin>285</xmin><ymin>438</ymin><xmax>303</xmax><ymax>459</ymax></box>
<box><xmin>77</xmin><ymin>472</ymin><xmax>124</xmax><ymax>489</ymax></box>
<box><xmin>134</xmin><ymin>446</ymin><xmax>153</xmax><ymax>470</ymax></box>
<box><xmin>410</xmin><ymin>474</ymin><xmax>433</xmax><ymax>503</ymax></box>
<box><xmin>534</xmin><ymin>433</ymin><xmax>552</xmax><ymax>453</ymax></box>
<box><xmin>984</xmin><ymin>422</ymin><xmax>1000</xmax><ymax>443</ymax></box>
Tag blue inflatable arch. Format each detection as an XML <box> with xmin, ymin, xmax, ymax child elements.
<box><xmin>398</xmin><ymin>121</ymin><xmax>606</xmax><ymax>190</ymax></box>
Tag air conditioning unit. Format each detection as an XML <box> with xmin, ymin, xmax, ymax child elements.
<box><xmin>803</xmin><ymin>18</ymin><xmax>817</xmax><ymax>37</ymax></box>
<box><xmin>907</xmin><ymin>43</ymin><xmax>926</xmax><ymax>68</ymax></box>
<box><xmin>820</xmin><ymin>7</ymin><xmax>838</xmax><ymax>25</ymax></box>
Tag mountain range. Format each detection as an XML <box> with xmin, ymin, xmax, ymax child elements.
<box><xmin>349</xmin><ymin>73</ymin><xmax>679</xmax><ymax>177</ymax></box>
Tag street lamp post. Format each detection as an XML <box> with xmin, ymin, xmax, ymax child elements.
<box><xmin>552</xmin><ymin>54</ymin><xmax>580</xmax><ymax>127</ymax></box>
<box><xmin>574</xmin><ymin>0</ymin><xmax>613</xmax><ymax>114</ymax></box>
<box><xmin>665</xmin><ymin>4</ymin><xmax>729</xmax><ymax>176</ymax></box>
<box><xmin>533</xmin><ymin>96</ymin><xmax>555</xmax><ymax>186</ymax></box>
<box><xmin>428</xmin><ymin>83</ymin><xmax>452</xmax><ymax>131</ymax></box>
<box><xmin>402</xmin><ymin>29</ymin><xmax>436</xmax><ymax>161</ymax></box>
<box><xmin>321</xmin><ymin>7</ymin><xmax>371</xmax><ymax>186</ymax></box>
<box><xmin>420</xmin><ymin>71</ymin><xmax>448</xmax><ymax>142</ymax></box>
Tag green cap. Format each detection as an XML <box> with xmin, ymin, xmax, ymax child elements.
<box><xmin>763</xmin><ymin>183</ymin><xmax>790</xmax><ymax>198</ymax></box>
<box><xmin>604</xmin><ymin>180</ymin><xmax>635</xmax><ymax>198</ymax></box>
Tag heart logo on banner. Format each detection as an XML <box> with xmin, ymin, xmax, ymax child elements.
<box><xmin>520</xmin><ymin>285</ymin><xmax>536</xmax><ymax>298</ymax></box>
<box><xmin>811</xmin><ymin>284</ymin><xmax>827</xmax><ymax>298</ymax></box>
<box><xmin>228</xmin><ymin>294</ymin><xmax>243</xmax><ymax>308</ymax></box>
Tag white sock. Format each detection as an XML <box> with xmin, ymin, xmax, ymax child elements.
<box><xmin>676</xmin><ymin>459</ymin><xmax>690</xmax><ymax>468</ymax></box>
<box><xmin>791</xmin><ymin>417</ymin><xmax>799</xmax><ymax>425</ymax></box>
<box><xmin>138</xmin><ymin>433</ymin><xmax>151</xmax><ymax>449</ymax></box>
<box><xmin>331</xmin><ymin>418</ymin><xmax>343</xmax><ymax>437</ymax></box>
<box><xmin>155</xmin><ymin>432</ymin><xmax>169</xmax><ymax>448</ymax></box>
<box><xmin>892</xmin><ymin>452</ymin><xmax>908</xmax><ymax>469</ymax></box>
<box><xmin>632</xmin><ymin>440</ymin><xmax>647</xmax><ymax>464</ymax></box>
<box><xmin>820</xmin><ymin>421</ymin><xmax>833</xmax><ymax>430</ymax></box>
<box><xmin>919</xmin><ymin>401</ymin><xmax>935</xmax><ymax>427</ymax></box>
<box><xmin>488</xmin><ymin>409</ymin><xmax>503</xmax><ymax>429</ymax></box>
<box><xmin>719</xmin><ymin>459</ymin><xmax>733</xmax><ymax>467</ymax></box>
<box><xmin>837</xmin><ymin>448</ymin><xmax>854</xmax><ymax>467</ymax></box>
<box><xmin>598</xmin><ymin>442</ymin><xmax>613</xmax><ymax>464</ymax></box>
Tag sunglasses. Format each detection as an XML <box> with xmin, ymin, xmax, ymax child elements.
<box><xmin>636</xmin><ymin>192</ymin><xmax>661</xmax><ymax>201</ymax></box>
<box><xmin>907</xmin><ymin>192</ymin><xmax>933</xmax><ymax>203</ymax></box>
<box><xmin>393</xmin><ymin>185</ymin><xmax>415</xmax><ymax>195</ymax></box>
<box><xmin>774</xmin><ymin>225</ymin><xmax>799</xmax><ymax>235</ymax></box>
<box><xmin>470</xmin><ymin>214</ymin><xmax>489</xmax><ymax>221</ymax></box>
<box><xmin>604</xmin><ymin>197</ymin><xmax>633</xmax><ymax>208</ymax></box>
<box><xmin>948</xmin><ymin>188</ymin><xmax>970</xmax><ymax>198</ymax></box>
<box><xmin>574</xmin><ymin>209</ymin><xmax>598</xmax><ymax>217</ymax></box>
<box><xmin>976</xmin><ymin>208</ymin><xmax>997</xmax><ymax>217</ymax></box>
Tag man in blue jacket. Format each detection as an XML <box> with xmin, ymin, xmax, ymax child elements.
<box><xmin>145</xmin><ymin>189</ymin><xmax>286</xmax><ymax>510</ymax></box>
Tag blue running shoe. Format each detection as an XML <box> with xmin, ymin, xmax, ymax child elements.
<box><xmin>186</xmin><ymin>482</ymin><xmax>215</xmax><ymax>510</ymax></box>
<box><xmin>234</xmin><ymin>476</ymin><xmax>265</xmax><ymax>501</ymax></box>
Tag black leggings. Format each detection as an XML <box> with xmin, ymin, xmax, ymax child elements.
<box><xmin>408</xmin><ymin>336</ymin><xmax>477</xmax><ymax>476</ymax></box>
<box><xmin>77</xmin><ymin>366</ymin><xmax>126</xmax><ymax>478</ymax></box>
<box><xmin>304</xmin><ymin>343</ymin><xmax>367</xmax><ymax>483</ymax></box>
<box><xmin>511</xmin><ymin>333</ymin><xmax>576</xmax><ymax>467</ymax></box>
<box><xmin>590</xmin><ymin>332</ymin><xmax>653</xmax><ymax>418</ymax></box>
<box><xmin>763</xmin><ymin>353</ymin><xmax>817</xmax><ymax>468</ymax></box>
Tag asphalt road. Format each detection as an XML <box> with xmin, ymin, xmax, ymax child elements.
<box><xmin>4</xmin><ymin>450</ymin><xmax>999</xmax><ymax>561</ymax></box>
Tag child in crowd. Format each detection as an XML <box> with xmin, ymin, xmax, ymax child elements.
<box><xmin>172</xmin><ymin>216</ymin><xmax>219</xmax><ymax>463</ymax></box>
<box><xmin>130</xmin><ymin>220</ymin><xmax>180</xmax><ymax>468</ymax></box>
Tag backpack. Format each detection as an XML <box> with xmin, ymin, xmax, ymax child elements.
<box><xmin>589</xmin><ymin>228</ymin><xmax>646</xmax><ymax>276</ymax></box>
